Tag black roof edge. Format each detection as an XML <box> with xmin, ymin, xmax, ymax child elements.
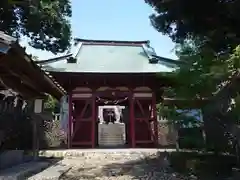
<box><xmin>36</xmin><ymin>54</ymin><xmax>73</xmax><ymax>65</ymax></box>
<box><xmin>152</xmin><ymin>55</ymin><xmax>184</xmax><ymax>65</ymax></box>
<box><xmin>74</xmin><ymin>38</ymin><xmax>149</xmax><ymax>45</ymax></box>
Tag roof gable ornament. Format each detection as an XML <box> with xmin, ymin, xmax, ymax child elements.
<box><xmin>67</xmin><ymin>56</ymin><xmax>77</xmax><ymax>63</ymax></box>
<box><xmin>141</xmin><ymin>41</ymin><xmax>159</xmax><ymax>64</ymax></box>
<box><xmin>149</xmin><ymin>57</ymin><xmax>159</xmax><ymax>64</ymax></box>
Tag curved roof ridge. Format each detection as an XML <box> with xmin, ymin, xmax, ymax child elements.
<box><xmin>36</xmin><ymin>54</ymin><xmax>72</xmax><ymax>65</ymax></box>
<box><xmin>74</xmin><ymin>38</ymin><xmax>149</xmax><ymax>45</ymax></box>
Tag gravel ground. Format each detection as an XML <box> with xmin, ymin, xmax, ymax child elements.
<box><xmin>58</xmin><ymin>153</ymin><xmax>194</xmax><ymax>180</ymax></box>
<box><xmin>34</xmin><ymin>150</ymin><xmax>236</xmax><ymax>180</ymax></box>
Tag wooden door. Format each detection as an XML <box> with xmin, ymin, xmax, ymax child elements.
<box><xmin>71</xmin><ymin>97</ymin><xmax>96</xmax><ymax>147</ymax></box>
<box><xmin>133</xmin><ymin>97</ymin><xmax>156</xmax><ymax>147</ymax></box>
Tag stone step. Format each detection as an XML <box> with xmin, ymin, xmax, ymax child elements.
<box><xmin>98</xmin><ymin>123</ymin><xmax>126</xmax><ymax>146</ymax></box>
<box><xmin>99</xmin><ymin>137</ymin><xmax>125</xmax><ymax>145</ymax></box>
<box><xmin>39</xmin><ymin>149</ymin><xmax>176</xmax><ymax>159</ymax></box>
<box><xmin>0</xmin><ymin>161</ymin><xmax>50</xmax><ymax>180</ymax></box>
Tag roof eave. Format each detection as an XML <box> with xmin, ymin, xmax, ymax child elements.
<box><xmin>13</xmin><ymin>45</ymin><xmax>66</xmax><ymax>99</ymax></box>
<box><xmin>0</xmin><ymin>32</ymin><xmax>66</xmax><ymax>99</ymax></box>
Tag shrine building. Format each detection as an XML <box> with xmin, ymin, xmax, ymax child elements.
<box><xmin>38</xmin><ymin>39</ymin><xmax>178</xmax><ymax>148</ymax></box>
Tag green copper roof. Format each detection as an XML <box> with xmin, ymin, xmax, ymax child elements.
<box><xmin>42</xmin><ymin>41</ymin><xmax>176</xmax><ymax>73</ymax></box>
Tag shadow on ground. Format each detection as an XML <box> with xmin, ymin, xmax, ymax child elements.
<box><xmin>24</xmin><ymin>156</ymin><xmax>64</xmax><ymax>179</ymax></box>
<box><xmin>59</xmin><ymin>151</ymin><xmax>238</xmax><ymax>180</ymax></box>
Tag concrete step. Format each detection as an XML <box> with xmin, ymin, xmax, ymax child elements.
<box><xmin>98</xmin><ymin>123</ymin><xmax>126</xmax><ymax>146</ymax></box>
<box><xmin>39</xmin><ymin>149</ymin><xmax>176</xmax><ymax>159</ymax></box>
<box><xmin>0</xmin><ymin>161</ymin><xmax>50</xmax><ymax>180</ymax></box>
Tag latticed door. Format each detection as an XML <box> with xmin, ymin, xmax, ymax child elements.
<box><xmin>133</xmin><ymin>95</ymin><xmax>157</xmax><ymax>147</ymax></box>
<box><xmin>71</xmin><ymin>96</ymin><xmax>96</xmax><ymax>147</ymax></box>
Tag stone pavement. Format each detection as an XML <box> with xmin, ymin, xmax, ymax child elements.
<box><xmin>30</xmin><ymin>149</ymin><xmax>194</xmax><ymax>180</ymax></box>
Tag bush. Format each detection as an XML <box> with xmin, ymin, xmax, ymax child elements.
<box><xmin>39</xmin><ymin>119</ymin><xmax>66</xmax><ymax>149</ymax></box>
<box><xmin>169</xmin><ymin>152</ymin><xmax>237</xmax><ymax>177</ymax></box>
<box><xmin>178</xmin><ymin>128</ymin><xmax>205</xmax><ymax>149</ymax></box>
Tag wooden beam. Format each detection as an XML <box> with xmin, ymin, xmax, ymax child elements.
<box><xmin>49</xmin><ymin>72</ymin><xmax>166</xmax><ymax>90</ymax></box>
<box><xmin>7</xmin><ymin>50</ymin><xmax>64</xmax><ymax>99</ymax></box>
<box><xmin>0</xmin><ymin>75</ymin><xmax>43</xmax><ymax>98</ymax></box>
<box><xmin>0</xmin><ymin>55</ymin><xmax>43</xmax><ymax>93</ymax></box>
<box><xmin>7</xmin><ymin>68</ymin><xmax>45</xmax><ymax>94</ymax></box>
<box><xmin>162</xmin><ymin>98</ymin><xmax>209</xmax><ymax>108</ymax></box>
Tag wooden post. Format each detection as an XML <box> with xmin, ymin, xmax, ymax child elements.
<box><xmin>91</xmin><ymin>94</ymin><xmax>96</xmax><ymax>148</ymax></box>
<box><xmin>201</xmin><ymin>110</ymin><xmax>207</xmax><ymax>152</ymax></box>
<box><xmin>68</xmin><ymin>93</ymin><xmax>72</xmax><ymax>149</ymax></box>
<box><xmin>202</xmin><ymin>127</ymin><xmax>207</xmax><ymax>151</ymax></box>
<box><xmin>33</xmin><ymin>99</ymin><xmax>43</xmax><ymax>161</ymax></box>
<box><xmin>152</xmin><ymin>92</ymin><xmax>158</xmax><ymax>146</ymax></box>
<box><xmin>32</xmin><ymin>116</ymin><xmax>38</xmax><ymax>160</ymax></box>
<box><xmin>130</xmin><ymin>91</ymin><xmax>135</xmax><ymax>148</ymax></box>
<box><xmin>175</xmin><ymin>124</ymin><xmax>180</xmax><ymax>151</ymax></box>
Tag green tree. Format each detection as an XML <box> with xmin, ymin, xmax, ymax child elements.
<box><xmin>44</xmin><ymin>94</ymin><xmax>58</xmax><ymax>113</ymax></box>
<box><xmin>1</xmin><ymin>0</ymin><xmax>72</xmax><ymax>53</ymax></box>
<box><xmin>160</xmin><ymin>42</ymin><xmax>239</xmax><ymax>111</ymax></box>
<box><xmin>145</xmin><ymin>0</ymin><xmax>240</xmax><ymax>153</ymax></box>
<box><xmin>145</xmin><ymin>0</ymin><xmax>240</xmax><ymax>53</ymax></box>
<box><xmin>144</xmin><ymin>0</ymin><xmax>240</xmax><ymax>122</ymax></box>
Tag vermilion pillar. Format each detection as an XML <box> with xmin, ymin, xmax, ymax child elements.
<box><xmin>91</xmin><ymin>94</ymin><xmax>96</xmax><ymax>148</ymax></box>
<box><xmin>152</xmin><ymin>92</ymin><xmax>158</xmax><ymax>146</ymax></box>
<box><xmin>130</xmin><ymin>92</ymin><xmax>135</xmax><ymax>148</ymax></box>
<box><xmin>68</xmin><ymin>92</ymin><xmax>72</xmax><ymax>149</ymax></box>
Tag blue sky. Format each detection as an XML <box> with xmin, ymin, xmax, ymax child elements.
<box><xmin>21</xmin><ymin>0</ymin><xmax>177</xmax><ymax>60</ymax></box>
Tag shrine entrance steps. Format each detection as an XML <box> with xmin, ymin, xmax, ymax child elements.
<box><xmin>98</xmin><ymin>123</ymin><xmax>126</xmax><ymax>147</ymax></box>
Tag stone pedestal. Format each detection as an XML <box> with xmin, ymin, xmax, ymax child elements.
<box><xmin>98</xmin><ymin>123</ymin><xmax>126</xmax><ymax>146</ymax></box>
